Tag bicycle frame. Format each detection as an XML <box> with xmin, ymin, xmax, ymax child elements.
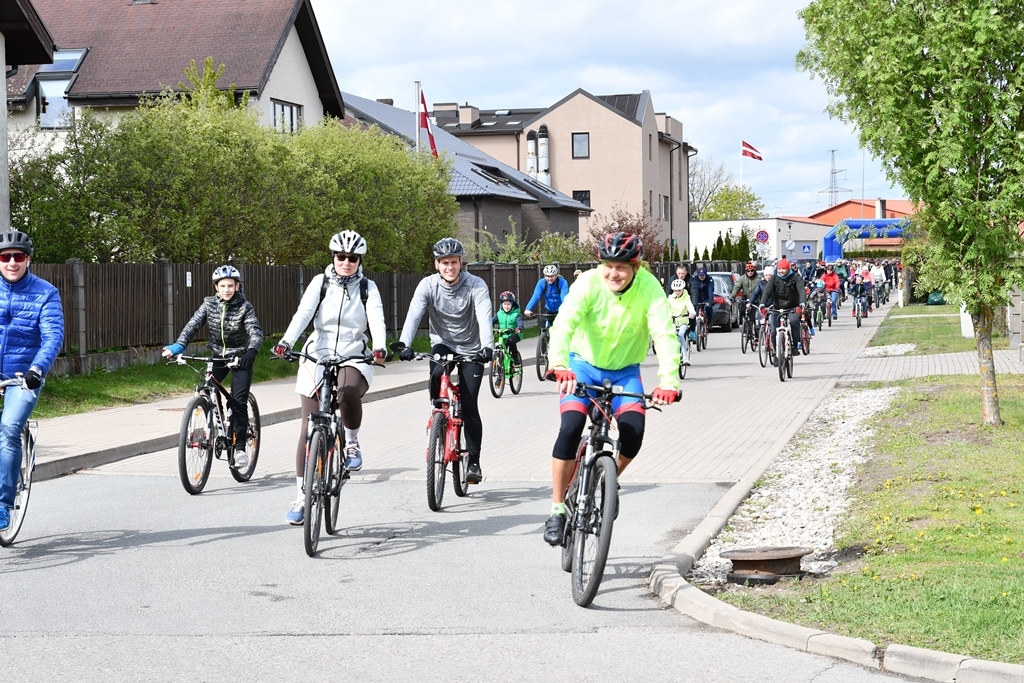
<box><xmin>177</xmin><ymin>355</ymin><xmax>241</xmax><ymax>449</ymax></box>
<box><xmin>427</xmin><ymin>358</ymin><xmax>463</xmax><ymax>465</ymax></box>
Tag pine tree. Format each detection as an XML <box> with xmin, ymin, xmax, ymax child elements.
<box><xmin>701</xmin><ymin>246</ymin><xmax>710</xmax><ymax>260</ymax></box>
<box><xmin>737</xmin><ymin>231</ymin><xmax>751</xmax><ymax>263</ymax></box>
<box><xmin>692</xmin><ymin>247</ymin><xmax>699</xmax><ymax>261</ymax></box>
<box><xmin>723</xmin><ymin>232</ymin><xmax>736</xmax><ymax>261</ymax></box>
<box><xmin>714</xmin><ymin>233</ymin><xmax>725</xmax><ymax>260</ymax></box>
<box><xmin>673</xmin><ymin>242</ymin><xmax>681</xmax><ymax>260</ymax></box>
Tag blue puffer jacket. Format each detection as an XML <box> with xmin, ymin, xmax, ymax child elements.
<box><xmin>0</xmin><ymin>272</ymin><xmax>65</xmax><ymax>377</ymax></box>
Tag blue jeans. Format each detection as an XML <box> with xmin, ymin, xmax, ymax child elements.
<box><xmin>0</xmin><ymin>383</ymin><xmax>40</xmax><ymax>509</ymax></box>
<box><xmin>829</xmin><ymin>291</ymin><xmax>839</xmax><ymax>316</ymax></box>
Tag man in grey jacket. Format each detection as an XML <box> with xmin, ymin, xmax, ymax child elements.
<box><xmin>398</xmin><ymin>238</ymin><xmax>493</xmax><ymax>484</ymax></box>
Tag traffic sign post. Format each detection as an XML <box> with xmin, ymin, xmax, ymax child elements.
<box><xmin>755</xmin><ymin>230</ymin><xmax>770</xmax><ymax>244</ymax></box>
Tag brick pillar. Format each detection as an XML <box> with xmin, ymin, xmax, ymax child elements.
<box><xmin>67</xmin><ymin>259</ymin><xmax>86</xmax><ymax>374</ymax></box>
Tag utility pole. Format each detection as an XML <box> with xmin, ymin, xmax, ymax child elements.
<box><xmin>818</xmin><ymin>149</ymin><xmax>851</xmax><ymax>207</ymax></box>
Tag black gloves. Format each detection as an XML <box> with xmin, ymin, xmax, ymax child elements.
<box><xmin>240</xmin><ymin>348</ymin><xmax>258</xmax><ymax>369</ymax></box>
<box><xmin>474</xmin><ymin>347</ymin><xmax>493</xmax><ymax>364</ymax></box>
<box><xmin>398</xmin><ymin>347</ymin><xmax>415</xmax><ymax>362</ymax></box>
<box><xmin>24</xmin><ymin>369</ymin><xmax>41</xmax><ymax>390</ymax></box>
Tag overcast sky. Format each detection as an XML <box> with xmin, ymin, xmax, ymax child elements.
<box><xmin>310</xmin><ymin>0</ymin><xmax>903</xmax><ymax>218</ymax></box>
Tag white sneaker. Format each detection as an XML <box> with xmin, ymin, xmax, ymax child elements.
<box><xmin>233</xmin><ymin>448</ymin><xmax>249</xmax><ymax>470</ymax></box>
<box><xmin>682</xmin><ymin>356</ymin><xmax>691</xmax><ymax>367</ymax></box>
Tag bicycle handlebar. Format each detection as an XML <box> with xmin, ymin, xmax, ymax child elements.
<box><xmin>544</xmin><ymin>375</ymin><xmax>681</xmax><ymax>407</ymax></box>
<box><xmin>279</xmin><ymin>350</ymin><xmax>383</xmax><ymax>368</ymax></box>
<box><xmin>170</xmin><ymin>354</ymin><xmax>242</xmax><ymax>369</ymax></box>
<box><xmin>0</xmin><ymin>374</ymin><xmax>26</xmax><ymax>390</ymax></box>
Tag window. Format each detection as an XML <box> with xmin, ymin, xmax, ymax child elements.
<box><xmin>572</xmin><ymin>132</ymin><xmax>590</xmax><ymax>159</ymax></box>
<box><xmin>649</xmin><ymin>190</ymin><xmax>653</xmax><ymax>215</ymax></box>
<box><xmin>663</xmin><ymin>195</ymin><xmax>670</xmax><ymax>220</ymax></box>
<box><xmin>572</xmin><ymin>190</ymin><xmax>591</xmax><ymax>207</ymax></box>
<box><xmin>272</xmin><ymin>100</ymin><xmax>303</xmax><ymax>133</ymax></box>
<box><xmin>649</xmin><ymin>134</ymin><xmax>653</xmax><ymax>160</ymax></box>
<box><xmin>37</xmin><ymin>48</ymin><xmax>87</xmax><ymax>130</ymax></box>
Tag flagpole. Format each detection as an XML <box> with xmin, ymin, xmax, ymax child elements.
<box><xmin>414</xmin><ymin>80</ymin><xmax>421</xmax><ymax>153</ymax></box>
<box><xmin>740</xmin><ymin>143</ymin><xmax>743</xmax><ymax>189</ymax></box>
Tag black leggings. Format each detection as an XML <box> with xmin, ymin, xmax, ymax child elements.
<box><xmin>430</xmin><ymin>344</ymin><xmax>484</xmax><ymax>463</ymax></box>
<box><xmin>294</xmin><ymin>366</ymin><xmax>368</xmax><ymax>476</ymax></box>
<box><xmin>552</xmin><ymin>410</ymin><xmax>646</xmax><ymax>461</ymax></box>
<box><xmin>504</xmin><ymin>333</ymin><xmax>522</xmax><ymax>363</ymax></box>
<box><xmin>211</xmin><ymin>362</ymin><xmax>251</xmax><ymax>447</ymax></box>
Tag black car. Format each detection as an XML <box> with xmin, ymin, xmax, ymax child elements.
<box><xmin>706</xmin><ymin>272</ymin><xmax>741</xmax><ymax>330</ymax></box>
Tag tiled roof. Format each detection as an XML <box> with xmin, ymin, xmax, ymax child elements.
<box><xmin>597</xmin><ymin>93</ymin><xmax>641</xmax><ymax>120</ymax></box>
<box><xmin>343</xmin><ymin>93</ymin><xmax>591</xmax><ymax>212</ymax></box>
<box><xmin>10</xmin><ymin>0</ymin><xmax>343</xmax><ymax>116</ymax></box>
<box><xmin>432</xmin><ymin>107</ymin><xmax>544</xmax><ymax>135</ymax></box>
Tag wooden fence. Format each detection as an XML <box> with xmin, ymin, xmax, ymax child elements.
<box><xmin>38</xmin><ymin>258</ymin><xmax>742</xmax><ymax>374</ymax></box>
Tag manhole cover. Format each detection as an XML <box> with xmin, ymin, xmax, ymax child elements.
<box><xmin>721</xmin><ymin>546</ymin><xmax>812</xmax><ymax>584</ymax></box>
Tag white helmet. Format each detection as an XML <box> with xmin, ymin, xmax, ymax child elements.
<box><xmin>212</xmin><ymin>264</ymin><xmax>241</xmax><ymax>283</ymax></box>
<box><xmin>670</xmin><ymin>279</ymin><xmax>686</xmax><ymax>292</ymax></box>
<box><xmin>543</xmin><ymin>264</ymin><xmax>559</xmax><ymax>276</ymax></box>
<box><xmin>329</xmin><ymin>230</ymin><xmax>367</xmax><ymax>255</ymax></box>
<box><xmin>763</xmin><ymin>266</ymin><xmax>775</xmax><ymax>277</ymax></box>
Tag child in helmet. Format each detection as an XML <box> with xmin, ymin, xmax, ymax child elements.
<box><xmin>667</xmin><ymin>279</ymin><xmax>696</xmax><ymax>366</ymax></box>
<box><xmin>493</xmin><ymin>291</ymin><xmax>524</xmax><ymax>367</ymax></box>
<box><xmin>163</xmin><ymin>265</ymin><xmax>263</xmax><ymax>471</ymax></box>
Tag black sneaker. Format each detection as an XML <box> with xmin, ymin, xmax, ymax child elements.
<box><xmin>466</xmin><ymin>463</ymin><xmax>483</xmax><ymax>484</ymax></box>
<box><xmin>544</xmin><ymin>513</ymin><xmax>566</xmax><ymax>546</ymax></box>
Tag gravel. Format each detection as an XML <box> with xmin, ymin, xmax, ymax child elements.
<box><xmin>861</xmin><ymin>343</ymin><xmax>916</xmax><ymax>357</ymax></box>
<box><xmin>688</xmin><ymin>386</ymin><xmax>900</xmax><ymax>587</ymax></box>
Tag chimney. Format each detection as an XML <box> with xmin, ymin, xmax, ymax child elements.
<box><xmin>875</xmin><ymin>198</ymin><xmax>887</xmax><ymax>219</ymax></box>
<box><xmin>459</xmin><ymin>103</ymin><xmax>480</xmax><ymax>127</ymax></box>
<box><xmin>376</xmin><ymin>98</ymin><xmax>394</xmax><ymax>106</ymax></box>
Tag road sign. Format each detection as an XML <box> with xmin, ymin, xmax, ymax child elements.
<box><xmin>801</xmin><ymin>244</ymin><xmax>812</xmax><ymax>254</ymax></box>
<box><xmin>755</xmin><ymin>230</ymin><xmax>770</xmax><ymax>244</ymax></box>
<box><xmin>785</xmin><ymin>240</ymin><xmax>795</xmax><ymax>252</ymax></box>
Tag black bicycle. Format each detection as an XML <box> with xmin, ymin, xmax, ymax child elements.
<box><xmin>173</xmin><ymin>355</ymin><xmax>260</xmax><ymax>494</ymax></box>
<box><xmin>281</xmin><ymin>350</ymin><xmax>381</xmax><ymax>557</ymax></box>
<box><xmin>531</xmin><ymin>313</ymin><xmax>556</xmax><ymax>381</ymax></box>
<box><xmin>0</xmin><ymin>375</ymin><xmax>36</xmax><ymax>547</ymax></box>
<box><xmin>551</xmin><ymin>377</ymin><xmax>680</xmax><ymax>607</ymax></box>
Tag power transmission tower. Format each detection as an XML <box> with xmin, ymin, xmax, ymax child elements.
<box><xmin>818</xmin><ymin>149</ymin><xmax>852</xmax><ymax>207</ymax></box>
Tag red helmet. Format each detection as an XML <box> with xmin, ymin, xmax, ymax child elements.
<box><xmin>598</xmin><ymin>232</ymin><xmax>642</xmax><ymax>264</ymax></box>
<box><xmin>745</xmin><ymin>261</ymin><xmax>756</xmax><ymax>271</ymax></box>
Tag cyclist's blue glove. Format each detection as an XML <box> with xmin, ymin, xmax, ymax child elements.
<box><xmin>163</xmin><ymin>343</ymin><xmax>185</xmax><ymax>358</ymax></box>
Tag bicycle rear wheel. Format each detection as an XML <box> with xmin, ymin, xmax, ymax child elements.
<box><xmin>230</xmin><ymin>394</ymin><xmax>260</xmax><ymax>483</ymax></box>
<box><xmin>303</xmin><ymin>429</ymin><xmax>326</xmax><ymax>557</ymax></box>
<box><xmin>0</xmin><ymin>426</ymin><xmax>35</xmax><ymax>546</ymax></box>
<box><xmin>571</xmin><ymin>454</ymin><xmax>617</xmax><ymax>607</ymax></box>
<box><xmin>324</xmin><ymin>435</ymin><xmax>344</xmax><ymax>535</ymax></box>
<box><xmin>787</xmin><ymin>351</ymin><xmax>794</xmax><ymax>379</ymax></box>
<box><xmin>802</xmin><ymin>326</ymin><xmax>811</xmax><ymax>355</ymax></box>
<box><xmin>452</xmin><ymin>424</ymin><xmax>470</xmax><ymax>497</ymax></box>
<box><xmin>535</xmin><ymin>331</ymin><xmax>549</xmax><ymax>381</ymax></box>
<box><xmin>489</xmin><ymin>349</ymin><xmax>505</xmax><ymax>398</ymax></box>
<box><xmin>426</xmin><ymin>413</ymin><xmax>447</xmax><ymax>511</ymax></box>
<box><xmin>178</xmin><ymin>395</ymin><xmax>213</xmax><ymax>495</ymax></box>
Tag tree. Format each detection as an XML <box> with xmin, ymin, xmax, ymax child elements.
<box><xmin>692</xmin><ymin>247</ymin><xmax>699</xmax><ymax>261</ymax></box>
<box><xmin>712</xmin><ymin>233</ymin><xmax>724</xmax><ymax>260</ymax></box>
<box><xmin>799</xmin><ymin>0</ymin><xmax>1024</xmax><ymax>425</ymax></box>
<box><xmin>701</xmin><ymin>185</ymin><xmax>768</xmax><ymax>221</ymax></box>
<box><xmin>701</xmin><ymin>246</ymin><xmax>710</xmax><ymax>261</ymax></box>
<box><xmin>586</xmin><ymin>202</ymin><xmax>666</xmax><ymax>262</ymax></box>
<box><xmin>689</xmin><ymin>157</ymin><xmax>732</xmax><ymax>220</ymax></box>
<box><xmin>737</xmin><ymin>229</ymin><xmax>752</xmax><ymax>263</ymax></box>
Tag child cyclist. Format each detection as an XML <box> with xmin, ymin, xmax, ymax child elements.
<box><xmin>542</xmin><ymin>232</ymin><xmax>680</xmax><ymax>546</ymax></box>
<box><xmin>163</xmin><ymin>265</ymin><xmax>263</xmax><ymax>470</ymax></box>
<box><xmin>493</xmin><ymin>291</ymin><xmax>524</xmax><ymax>368</ymax></box>
<box><xmin>667</xmin><ymin>279</ymin><xmax>695</xmax><ymax>366</ymax></box>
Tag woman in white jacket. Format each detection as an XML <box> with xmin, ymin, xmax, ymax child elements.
<box><xmin>272</xmin><ymin>231</ymin><xmax>387</xmax><ymax>525</ymax></box>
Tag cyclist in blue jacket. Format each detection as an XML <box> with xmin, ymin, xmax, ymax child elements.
<box><xmin>524</xmin><ymin>264</ymin><xmax>569</xmax><ymax>324</ymax></box>
<box><xmin>0</xmin><ymin>231</ymin><xmax>64</xmax><ymax>531</ymax></box>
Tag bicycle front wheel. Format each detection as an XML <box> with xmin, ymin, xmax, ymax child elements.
<box><xmin>777</xmin><ymin>331</ymin><xmax>787</xmax><ymax>382</ymax></box>
<box><xmin>230</xmin><ymin>394</ymin><xmax>260</xmax><ymax>483</ymax></box>
<box><xmin>489</xmin><ymin>349</ymin><xmax>505</xmax><ymax>398</ymax></box>
<box><xmin>571</xmin><ymin>454</ymin><xmax>617</xmax><ymax>607</ymax></box>
<box><xmin>740</xmin><ymin>321</ymin><xmax>749</xmax><ymax>354</ymax></box>
<box><xmin>324</xmin><ymin>436</ymin><xmax>344</xmax><ymax>535</ymax></box>
<box><xmin>303</xmin><ymin>429</ymin><xmax>327</xmax><ymax>557</ymax></box>
<box><xmin>757</xmin><ymin>327</ymin><xmax>769</xmax><ymax>368</ymax></box>
<box><xmin>510</xmin><ymin>358</ymin><xmax>523</xmax><ymax>394</ymax></box>
<box><xmin>426</xmin><ymin>413</ymin><xmax>447</xmax><ymax>511</ymax></box>
<box><xmin>694</xmin><ymin>319</ymin><xmax>703</xmax><ymax>352</ymax></box>
<box><xmin>0</xmin><ymin>426</ymin><xmax>35</xmax><ymax>546</ymax></box>
<box><xmin>178</xmin><ymin>396</ymin><xmax>214</xmax><ymax>495</ymax></box>
<box><xmin>856</xmin><ymin>304</ymin><xmax>862</xmax><ymax>328</ymax></box>
<box><xmin>535</xmin><ymin>331</ymin><xmax>549</xmax><ymax>381</ymax></box>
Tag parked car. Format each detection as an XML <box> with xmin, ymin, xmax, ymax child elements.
<box><xmin>705</xmin><ymin>271</ymin><xmax>741</xmax><ymax>330</ymax></box>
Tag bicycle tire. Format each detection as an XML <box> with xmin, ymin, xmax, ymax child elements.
<box><xmin>700</xmin><ymin>319</ymin><xmax>708</xmax><ymax>350</ymax></box>
<box><xmin>787</xmin><ymin>351</ymin><xmax>794</xmax><ymax>379</ymax></box>
<box><xmin>178</xmin><ymin>395</ymin><xmax>214</xmax><ymax>495</ymax></box>
<box><xmin>489</xmin><ymin>349</ymin><xmax>505</xmax><ymax>398</ymax></box>
<box><xmin>694</xmin><ymin>319</ymin><xmax>703</xmax><ymax>352</ymax></box>
<box><xmin>740</xmin><ymin>321</ymin><xmax>749</xmax><ymax>354</ymax></box>
<box><xmin>0</xmin><ymin>426</ymin><xmax>35</xmax><ymax>546</ymax></box>
<box><xmin>324</xmin><ymin>436</ymin><xmax>344</xmax><ymax>535</ymax></box>
<box><xmin>802</xmin><ymin>326</ymin><xmax>811</xmax><ymax>355</ymax></box>
<box><xmin>230</xmin><ymin>394</ymin><xmax>261</xmax><ymax>483</ymax></box>
<box><xmin>815</xmin><ymin>308</ymin><xmax>823</xmax><ymax>332</ymax></box>
<box><xmin>303</xmin><ymin>429</ymin><xmax>326</xmax><ymax>557</ymax></box>
<box><xmin>535</xmin><ymin>331</ymin><xmax>549</xmax><ymax>382</ymax></box>
<box><xmin>856</xmin><ymin>303</ymin><xmax>862</xmax><ymax>328</ymax></box>
<box><xmin>452</xmin><ymin>424</ymin><xmax>470</xmax><ymax>497</ymax></box>
<box><xmin>510</xmin><ymin>358</ymin><xmax>523</xmax><ymax>394</ymax></box>
<box><xmin>571</xmin><ymin>454</ymin><xmax>617</xmax><ymax>607</ymax></box>
<box><xmin>827</xmin><ymin>302</ymin><xmax>833</xmax><ymax>327</ymax></box>
<box><xmin>777</xmin><ymin>330</ymin><xmax>787</xmax><ymax>382</ymax></box>
<box><xmin>678</xmin><ymin>357</ymin><xmax>687</xmax><ymax>380</ymax></box>
<box><xmin>426</xmin><ymin>413</ymin><xmax>447</xmax><ymax>511</ymax></box>
<box><xmin>757</xmin><ymin>325</ymin><xmax>769</xmax><ymax>368</ymax></box>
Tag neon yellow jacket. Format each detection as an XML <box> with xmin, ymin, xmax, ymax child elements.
<box><xmin>548</xmin><ymin>267</ymin><xmax>680</xmax><ymax>389</ymax></box>
<box><xmin>667</xmin><ymin>290</ymin><xmax>696</xmax><ymax>323</ymax></box>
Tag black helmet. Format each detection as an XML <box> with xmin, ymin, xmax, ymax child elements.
<box><xmin>0</xmin><ymin>230</ymin><xmax>33</xmax><ymax>255</ymax></box>
<box><xmin>433</xmin><ymin>237</ymin><xmax>465</xmax><ymax>259</ymax></box>
<box><xmin>499</xmin><ymin>290</ymin><xmax>516</xmax><ymax>303</ymax></box>
<box><xmin>598</xmin><ymin>232</ymin><xmax>642</xmax><ymax>263</ymax></box>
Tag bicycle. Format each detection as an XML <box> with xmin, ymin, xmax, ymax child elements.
<box><xmin>694</xmin><ymin>306</ymin><xmax>708</xmax><ymax>352</ymax></box>
<box><xmin>854</xmin><ymin>295</ymin><xmax>865</xmax><ymax>328</ymax></box>
<box><xmin>489</xmin><ymin>327</ymin><xmax>523</xmax><ymax>398</ymax></box>
<box><xmin>757</xmin><ymin>309</ymin><xmax>773</xmax><ymax>369</ymax></box>
<box><xmin>672</xmin><ymin>315</ymin><xmax>692</xmax><ymax>380</ymax></box>
<box><xmin>0</xmin><ymin>375</ymin><xmax>37</xmax><ymax>547</ymax></box>
<box><xmin>549</xmin><ymin>377</ymin><xmax>680</xmax><ymax>607</ymax></box>
<box><xmin>769</xmin><ymin>308</ymin><xmax>795</xmax><ymax>382</ymax></box>
<box><xmin>824</xmin><ymin>294</ymin><xmax>834</xmax><ymax>328</ymax></box>
<box><xmin>800</xmin><ymin>310</ymin><xmax>812</xmax><ymax>356</ymax></box>
<box><xmin>532</xmin><ymin>313</ymin><xmax>556</xmax><ymax>381</ymax></box>
<box><xmin>391</xmin><ymin>342</ymin><xmax>474</xmax><ymax>511</ymax></box>
<box><xmin>173</xmin><ymin>354</ymin><xmax>260</xmax><ymax>495</ymax></box>
<box><xmin>280</xmin><ymin>350</ymin><xmax>381</xmax><ymax>557</ymax></box>
<box><xmin>812</xmin><ymin>296</ymin><xmax>825</xmax><ymax>332</ymax></box>
<box><xmin>738</xmin><ymin>299</ymin><xmax>754</xmax><ymax>354</ymax></box>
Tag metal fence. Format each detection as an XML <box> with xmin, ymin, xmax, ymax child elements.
<box><xmin>36</xmin><ymin>258</ymin><xmax>744</xmax><ymax>373</ymax></box>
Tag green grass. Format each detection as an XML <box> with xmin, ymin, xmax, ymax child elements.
<box><xmin>716</xmin><ymin>375</ymin><xmax>1024</xmax><ymax>662</ymax></box>
<box><xmin>886</xmin><ymin>303</ymin><xmax>959</xmax><ymax>317</ymax></box>
<box><xmin>871</xmin><ymin>308</ymin><xmax>1009</xmax><ymax>354</ymax></box>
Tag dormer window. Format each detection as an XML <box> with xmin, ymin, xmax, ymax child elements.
<box><xmin>37</xmin><ymin>48</ymin><xmax>87</xmax><ymax>129</ymax></box>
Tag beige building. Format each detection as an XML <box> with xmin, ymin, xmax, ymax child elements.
<box><xmin>434</xmin><ymin>89</ymin><xmax>695</xmax><ymax>255</ymax></box>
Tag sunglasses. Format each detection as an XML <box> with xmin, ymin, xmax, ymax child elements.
<box><xmin>0</xmin><ymin>253</ymin><xmax>27</xmax><ymax>263</ymax></box>
<box><xmin>333</xmin><ymin>252</ymin><xmax>360</xmax><ymax>263</ymax></box>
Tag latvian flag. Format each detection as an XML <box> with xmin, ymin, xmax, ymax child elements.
<box><xmin>741</xmin><ymin>141</ymin><xmax>762</xmax><ymax>161</ymax></box>
<box><xmin>419</xmin><ymin>91</ymin><xmax>439</xmax><ymax>158</ymax></box>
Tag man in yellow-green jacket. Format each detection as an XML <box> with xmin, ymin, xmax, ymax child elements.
<box><xmin>542</xmin><ymin>232</ymin><xmax>680</xmax><ymax>546</ymax></box>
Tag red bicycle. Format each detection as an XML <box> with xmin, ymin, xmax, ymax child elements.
<box><xmin>391</xmin><ymin>342</ymin><xmax>473</xmax><ymax>511</ymax></box>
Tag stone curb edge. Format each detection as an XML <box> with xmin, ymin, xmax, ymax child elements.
<box><xmin>34</xmin><ymin>378</ymin><xmax>428</xmax><ymax>484</ymax></box>
<box><xmin>647</xmin><ymin>377</ymin><xmax>1024</xmax><ymax>682</ymax></box>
